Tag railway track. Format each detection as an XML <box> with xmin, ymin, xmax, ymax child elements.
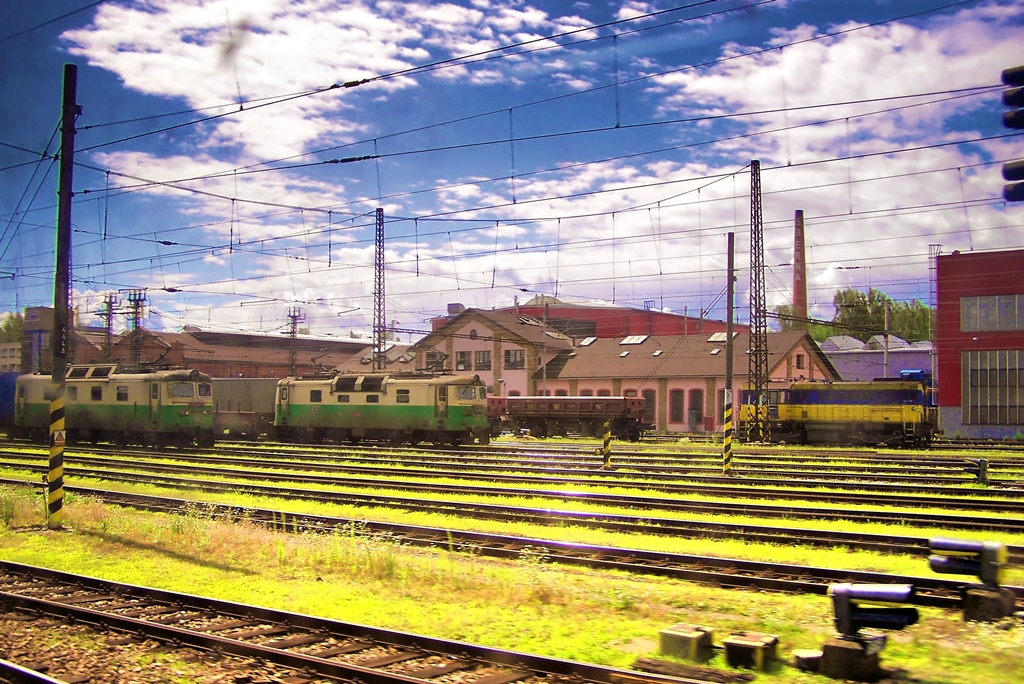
<box><xmin>0</xmin><ymin>560</ymin><xmax>718</xmax><ymax>684</ymax></box>
<box><xmin>8</xmin><ymin>474</ymin><xmax>1023</xmax><ymax>561</ymax></box>
<box><xmin>3</xmin><ymin>450</ymin><xmax>1024</xmax><ymax>515</ymax></box>
<box><xmin>4</xmin><ymin>490</ymin><xmax>1019</xmax><ymax>611</ymax></box>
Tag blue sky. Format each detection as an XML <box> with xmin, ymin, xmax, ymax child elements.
<box><xmin>1</xmin><ymin>0</ymin><xmax>1022</xmax><ymax>340</ymax></box>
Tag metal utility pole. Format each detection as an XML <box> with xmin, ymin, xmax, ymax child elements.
<box><xmin>123</xmin><ymin>289</ymin><xmax>146</xmax><ymax>365</ymax></box>
<box><xmin>723</xmin><ymin>232</ymin><xmax>735</xmax><ymax>475</ymax></box>
<box><xmin>98</xmin><ymin>292</ymin><xmax>118</xmax><ymax>361</ymax></box>
<box><xmin>372</xmin><ymin>208</ymin><xmax>386</xmax><ymax>372</ymax></box>
<box><xmin>287</xmin><ymin>306</ymin><xmax>305</xmax><ymax>377</ymax></box>
<box><xmin>747</xmin><ymin>160</ymin><xmax>770</xmax><ymax>442</ymax></box>
<box><xmin>48</xmin><ymin>63</ymin><xmax>80</xmax><ymax>530</ymax></box>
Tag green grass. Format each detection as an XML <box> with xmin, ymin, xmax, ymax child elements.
<box><xmin>0</xmin><ymin>487</ymin><xmax>1020</xmax><ymax>683</ymax></box>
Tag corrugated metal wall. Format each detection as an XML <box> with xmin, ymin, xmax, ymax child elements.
<box><xmin>212</xmin><ymin>378</ymin><xmax>279</xmax><ymax>414</ymax></box>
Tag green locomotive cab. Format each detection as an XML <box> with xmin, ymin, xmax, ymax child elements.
<box><xmin>274</xmin><ymin>372</ymin><xmax>489</xmax><ymax>445</ymax></box>
<box><xmin>12</xmin><ymin>365</ymin><xmax>215</xmax><ymax>447</ymax></box>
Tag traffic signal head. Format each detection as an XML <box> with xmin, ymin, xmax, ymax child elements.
<box><xmin>1003</xmin><ymin>66</ymin><xmax>1024</xmax><ymax>202</ymax></box>
<box><xmin>828</xmin><ymin>583</ymin><xmax>919</xmax><ymax>637</ymax></box>
<box><xmin>1004</xmin><ymin>66</ymin><xmax>1024</xmax><ymax>129</ymax></box>
<box><xmin>928</xmin><ymin>537</ymin><xmax>1007</xmax><ymax>588</ymax></box>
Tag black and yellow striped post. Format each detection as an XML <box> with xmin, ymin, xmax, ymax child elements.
<box><xmin>597</xmin><ymin>419</ymin><xmax>612</xmax><ymax>469</ymax></box>
<box><xmin>48</xmin><ymin>386</ymin><xmax>66</xmax><ymax>528</ymax></box>
<box><xmin>47</xmin><ymin>63</ymin><xmax>78</xmax><ymax>530</ymax></box>
<box><xmin>722</xmin><ymin>391</ymin><xmax>733</xmax><ymax>476</ymax></box>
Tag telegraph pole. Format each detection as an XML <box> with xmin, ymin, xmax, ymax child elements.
<box><xmin>723</xmin><ymin>232</ymin><xmax>735</xmax><ymax>475</ymax></box>
<box><xmin>49</xmin><ymin>64</ymin><xmax>80</xmax><ymax>530</ymax></box>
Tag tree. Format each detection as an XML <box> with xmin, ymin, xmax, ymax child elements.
<box><xmin>832</xmin><ymin>288</ymin><xmax>933</xmax><ymax>342</ymax></box>
<box><xmin>772</xmin><ymin>304</ymin><xmax>837</xmax><ymax>342</ymax></box>
<box><xmin>0</xmin><ymin>313</ymin><xmax>23</xmax><ymax>343</ymax></box>
<box><xmin>773</xmin><ymin>288</ymin><xmax>934</xmax><ymax>343</ymax></box>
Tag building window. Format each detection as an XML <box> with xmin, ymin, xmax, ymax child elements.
<box><xmin>795</xmin><ymin>354</ymin><xmax>805</xmax><ymax>370</ymax></box>
<box><xmin>310</xmin><ymin>390</ymin><xmax>322</xmax><ymax>403</ymax></box>
<box><xmin>670</xmin><ymin>389</ymin><xmax>684</xmax><ymax>422</ymax></box>
<box><xmin>475</xmin><ymin>350</ymin><xmax>491</xmax><ymax>370</ymax></box>
<box><xmin>963</xmin><ymin>350</ymin><xmax>1023</xmax><ymax>425</ymax></box>
<box><xmin>597</xmin><ymin>389</ymin><xmax>611</xmax><ymax>396</ymax></box>
<box><xmin>580</xmin><ymin>389</ymin><xmax>593</xmax><ymax>396</ymax></box>
<box><xmin>504</xmin><ymin>349</ymin><xmax>525</xmax><ymax>370</ymax></box>
<box><xmin>455</xmin><ymin>351</ymin><xmax>472</xmax><ymax>371</ymax></box>
<box><xmin>555</xmin><ymin>389</ymin><xmax>568</xmax><ymax>396</ymax></box>
<box><xmin>425</xmin><ymin>351</ymin><xmax>445</xmax><ymax>369</ymax></box>
<box><xmin>961</xmin><ymin>294</ymin><xmax>1024</xmax><ymax>332</ymax></box>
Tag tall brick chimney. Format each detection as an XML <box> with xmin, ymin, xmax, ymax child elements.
<box><xmin>794</xmin><ymin>209</ymin><xmax>807</xmax><ymax>329</ymax></box>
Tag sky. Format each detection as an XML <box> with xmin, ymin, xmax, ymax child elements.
<box><xmin>1</xmin><ymin>0</ymin><xmax>1022</xmax><ymax>341</ymax></box>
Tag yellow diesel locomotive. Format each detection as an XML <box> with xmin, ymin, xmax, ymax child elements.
<box><xmin>738</xmin><ymin>370</ymin><xmax>937</xmax><ymax>447</ymax></box>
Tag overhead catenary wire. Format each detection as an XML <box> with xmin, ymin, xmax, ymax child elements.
<box><xmin>0</xmin><ymin>0</ymin><xmax>1015</xmax><ymax>328</ymax></box>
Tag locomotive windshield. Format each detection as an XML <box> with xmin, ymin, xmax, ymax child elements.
<box><xmin>169</xmin><ymin>383</ymin><xmax>195</xmax><ymax>398</ymax></box>
<box><xmin>457</xmin><ymin>386</ymin><xmax>478</xmax><ymax>400</ymax></box>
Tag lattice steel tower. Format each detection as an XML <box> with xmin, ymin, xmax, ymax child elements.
<box><xmin>373</xmin><ymin>208</ymin><xmax>386</xmax><ymax>372</ymax></box>
<box><xmin>747</xmin><ymin>160</ymin><xmax>770</xmax><ymax>442</ymax></box>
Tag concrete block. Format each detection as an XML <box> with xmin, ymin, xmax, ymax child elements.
<box><xmin>658</xmin><ymin>623</ymin><xmax>714</xmax><ymax>662</ymax></box>
<box><xmin>963</xmin><ymin>587</ymin><xmax>1016</xmax><ymax>622</ymax></box>
<box><xmin>819</xmin><ymin>637</ymin><xmax>881</xmax><ymax>681</ymax></box>
<box><xmin>722</xmin><ymin>631</ymin><xmax>778</xmax><ymax>670</ymax></box>
<box><xmin>792</xmin><ymin>648</ymin><xmax>823</xmax><ymax>672</ymax></box>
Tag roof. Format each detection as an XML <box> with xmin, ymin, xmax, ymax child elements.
<box><xmin>546</xmin><ymin>331</ymin><xmax>839</xmax><ymax>380</ymax></box>
<box><xmin>819</xmin><ymin>335</ymin><xmax>864</xmax><ymax>352</ymax></box>
<box><xmin>417</xmin><ymin>308</ymin><xmax>575</xmax><ymax>350</ymax></box>
<box><xmin>865</xmin><ymin>334</ymin><xmax>910</xmax><ymax>350</ymax></box>
<box><xmin>111</xmin><ymin>329</ymin><xmax>360</xmax><ymax>368</ymax></box>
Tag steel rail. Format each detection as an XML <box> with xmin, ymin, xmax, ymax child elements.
<box><xmin>4</xmin><ymin>475</ymin><xmax>1023</xmax><ymax>561</ymax></box>
<box><xmin>0</xmin><ymin>499</ymin><xmax>1015</xmax><ymax>612</ymax></box>
<box><xmin>0</xmin><ymin>561</ymin><xmax>716</xmax><ymax>684</ymax></box>
<box><xmin>3</xmin><ymin>456</ymin><xmax>1024</xmax><ymax>523</ymax></box>
<box><xmin>1</xmin><ymin>451</ymin><xmax>1023</xmax><ymax>510</ymax></box>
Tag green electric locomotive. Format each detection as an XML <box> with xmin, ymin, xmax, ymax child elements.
<box><xmin>274</xmin><ymin>372</ymin><xmax>490</xmax><ymax>445</ymax></box>
<box><xmin>12</xmin><ymin>364</ymin><xmax>215</xmax><ymax>447</ymax></box>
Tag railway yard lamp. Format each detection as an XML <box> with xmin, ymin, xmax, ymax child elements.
<box><xmin>818</xmin><ymin>583</ymin><xmax>918</xmax><ymax>681</ymax></box>
<box><xmin>928</xmin><ymin>537</ymin><xmax>1014</xmax><ymax>620</ymax></box>
<box><xmin>1002</xmin><ymin>65</ymin><xmax>1024</xmax><ymax>202</ymax></box>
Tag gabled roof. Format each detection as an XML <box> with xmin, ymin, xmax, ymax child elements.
<box><xmin>416</xmin><ymin>308</ymin><xmax>575</xmax><ymax>350</ymax></box>
<box><xmin>546</xmin><ymin>331</ymin><xmax>839</xmax><ymax>381</ymax></box>
<box><xmin>865</xmin><ymin>334</ymin><xmax>910</xmax><ymax>350</ymax></box>
<box><xmin>820</xmin><ymin>335</ymin><xmax>864</xmax><ymax>352</ymax></box>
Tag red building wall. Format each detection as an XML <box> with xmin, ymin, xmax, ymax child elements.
<box><xmin>936</xmin><ymin>248</ymin><xmax>1024</xmax><ymax>407</ymax></box>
